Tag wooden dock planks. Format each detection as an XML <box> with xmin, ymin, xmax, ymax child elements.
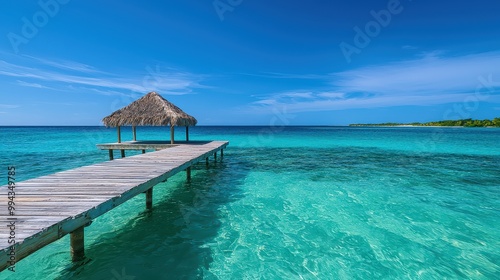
<box><xmin>0</xmin><ymin>140</ymin><xmax>228</xmax><ymax>272</ymax></box>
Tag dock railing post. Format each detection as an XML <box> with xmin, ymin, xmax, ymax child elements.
<box><xmin>70</xmin><ymin>227</ymin><xmax>85</xmax><ymax>262</ymax></box>
<box><xmin>109</xmin><ymin>150</ymin><xmax>114</xmax><ymax>160</ymax></box>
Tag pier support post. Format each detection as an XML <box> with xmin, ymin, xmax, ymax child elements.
<box><xmin>206</xmin><ymin>157</ymin><xmax>209</xmax><ymax>166</ymax></box>
<box><xmin>221</xmin><ymin>149</ymin><xmax>224</xmax><ymax>158</ymax></box>
<box><xmin>186</xmin><ymin>126</ymin><xmax>189</xmax><ymax>142</ymax></box>
<box><xmin>186</xmin><ymin>167</ymin><xmax>191</xmax><ymax>181</ymax></box>
<box><xmin>146</xmin><ymin>188</ymin><xmax>153</xmax><ymax>210</ymax></box>
<box><xmin>70</xmin><ymin>227</ymin><xmax>85</xmax><ymax>262</ymax></box>
<box><xmin>142</xmin><ymin>150</ymin><xmax>146</xmax><ymax>154</ymax></box>
<box><xmin>121</xmin><ymin>150</ymin><xmax>125</xmax><ymax>158</ymax></box>
<box><xmin>109</xmin><ymin>150</ymin><xmax>114</xmax><ymax>161</ymax></box>
<box><xmin>214</xmin><ymin>152</ymin><xmax>217</xmax><ymax>161</ymax></box>
<box><xmin>132</xmin><ymin>126</ymin><xmax>137</xmax><ymax>141</ymax></box>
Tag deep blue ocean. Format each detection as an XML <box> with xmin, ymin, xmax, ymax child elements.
<box><xmin>0</xmin><ymin>126</ymin><xmax>499</xmax><ymax>279</ymax></box>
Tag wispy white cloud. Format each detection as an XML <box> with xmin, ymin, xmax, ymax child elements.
<box><xmin>35</xmin><ymin>101</ymin><xmax>100</xmax><ymax>107</ymax></box>
<box><xmin>402</xmin><ymin>45</ymin><xmax>418</xmax><ymax>50</ymax></box>
<box><xmin>22</xmin><ymin>55</ymin><xmax>107</xmax><ymax>74</ymax></box>
<box><xmin>249</xmin><ymin>92</ymin><xmax>499</xmax><ymax>114</ymax></box>
<box><xmin>239</xmin><ymin>72</ymin><xmax>328</xmax><ymax>80</ymax></box>
<box><xmin>333</xmin><ymin>51</ymin><xmax>500</xmax><ymax>96</ymax></box>
<box><xmin>16</xmin><ymin>80</ymin><xmax>49</xmax><ymax>89</ymax></box>
<box><xmin>249</xmin><ymin>51</ymin><xmax>500</xmax><ymax>113</ymax></box>
<box><xmin>281</xmin><ymin>92</ymin><xmax>314</xmax><ymax>98</ymax></box>
<box><xmin>253</xmin><ymin>91</ymin><xmax>316</xmax><ymax>105</ymax></box>
<box><xmin>0</xmin><ymin>104</ymin><xmax>19</xmax><ymax>109</ymax></box>
<box><xmin>0</xmin><ymin>57</ymin><xmax>206</xmax><ymax>96</ymax></box>
<box><xmin>316</xmin><ymin>92</ymin><xmax>344</xmax><ymax>99</ymax></box>
<box><xmin>69</xmin><ymin>86</ymin><xmax>140</xmax><ymax>98</ymax></box>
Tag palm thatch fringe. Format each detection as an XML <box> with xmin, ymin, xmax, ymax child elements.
<box><xmin>102</xmin><ymin>92</ymin><xmax>197</xmax><ymax>127</ymax></box>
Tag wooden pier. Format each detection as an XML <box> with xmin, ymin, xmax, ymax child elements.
<box><xmin>0</xmin><ymin>141</ymin><xmax>228</xmax><ymax>272</ymax></box>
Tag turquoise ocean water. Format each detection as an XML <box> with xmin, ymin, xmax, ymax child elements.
<box><xmin>0</xmin><ymin>126</ymin><xmax>499</xmax><ymax>279</ymax></box>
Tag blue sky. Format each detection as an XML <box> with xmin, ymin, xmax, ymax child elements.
<box><xmin>0</xmin><ymin>0</ymin><xmax>499</xmax><ymax>125</ymax></box>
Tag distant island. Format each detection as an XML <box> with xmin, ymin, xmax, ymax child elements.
<box><xmin>350</xmin><ymin>118</ymin><xmax>500</xmax><ymax>127</ymax></box>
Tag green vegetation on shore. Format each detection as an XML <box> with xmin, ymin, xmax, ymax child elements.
<box><xmin>350</xmin><ymin>118</ymin><xmax>500</xmax><ymax>127</ymax></box>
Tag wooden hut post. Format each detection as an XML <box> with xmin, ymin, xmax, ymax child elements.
<box><xmin>132</xmin><ymin>126</ymin><xmax>137</xmax><ymax>141</ymax></box>
<box><xmin>117</xmin><ymin>126</ymin><xmax>125</xmax><ymax>158</ymax></box>
<box><xmin>170</xmin><ymin>125</ymin><xmax>175</xmax><ymax>144</ymax></box>
<box><xmin>117</xmin><ymin>126</ymin><xmax>122</xmax><ymax>143</ymax></box>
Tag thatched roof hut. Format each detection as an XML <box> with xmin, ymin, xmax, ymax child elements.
<box><xmin>102</xmin><ymin>91</ymin><xmax>197</xmax><ymax>144</ymax></box>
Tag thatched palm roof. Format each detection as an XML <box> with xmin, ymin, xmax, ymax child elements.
<box><xmin>102</xmin><ymin>92</ymin><xmax>197</xmax><ymax>127</ymax></box>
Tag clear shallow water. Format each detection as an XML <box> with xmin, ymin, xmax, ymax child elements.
<box><xmin>0</xmin><ymin>126</ymin><xmax>499</xmax><ymax>279</ymax></box>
